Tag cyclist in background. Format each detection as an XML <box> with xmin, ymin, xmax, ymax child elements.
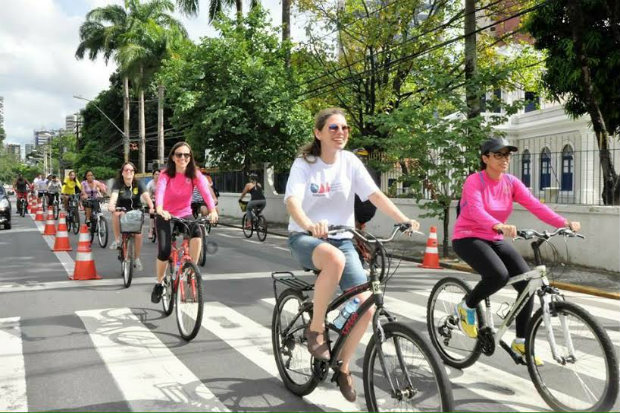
<box><xmin>146</xmin><ymin>169</ymin><xmax>160</xmax><ymax>239</ymax></box>
<box><xmin>35</xmin><ymin>174</ymin><xmax>48</xmax><ymax>203</ymax></box>
<box><xmin>47</xmin><ymin>175</ymin><xmax>62</xmax><ymax>206</ymax></box>
<box><xmin>284</xmin><ymin>107</ymin><xmax>420</xmax><ymax>402</ymax></box>
<box><xmin>239</xmin><ymin>173</ymin><xmax>265</xmax><ymax>227</ymax></box>
<box><xmin>452</xmin><ymin>137</ymin><xmax>581</xmax><ymax>360</ymax></box>
<box><xmin>151</xmin><ymin>142</ymin><xmax>218</xmax><ymax>304</ymax></box>
<box><xmin>61</xmin><ymin>171</ymin><xmax>82</xmax><ymax>211</ymax></box>
<box><xmin>107</xmin><ymin>162</ymin><xmax>154</xmax><ymax>271</ymax></box>
<box><xmin>13</xmin><ymin>173</ymin><xmax>30</xmax><ymax>206</ymax></box>
<box><xmin>81</xmin><ymin>170</ymin><xmax>108</xmax><ymax>225</ymax></box>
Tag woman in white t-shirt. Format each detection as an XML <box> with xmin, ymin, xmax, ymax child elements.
<box><xmin>284</xmin><ymin>107</ymin><xmax>420</xmax><ymax>402</ymax></box>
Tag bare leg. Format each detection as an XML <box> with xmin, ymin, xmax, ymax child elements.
<box><xmin>156</xmin><ymin>259</ymin><xmax>167</xmax><ymax>282</ymax></box>
<box><xmin>189</xmin><ymin>237</ymin><xmax>201</xmax><ymax>263</ymax></box>
<box><xmin>112</xmin><ymin>212</ymin><xmax>121</xmax><ymax>243</ymax></box>
<box><xmin>309</xmin><ymin>243</ymin><xmax>345</xmax><ymax>338</ymax></box>
<box><xmin>134</xmin><ymin>234</ymin><xmax>143</xmax><ymax>258</ymax></box>
<box><xmin>338</xmin><ymin>291</ymin><xmax>373</xmax><ymax>373</ymax></box>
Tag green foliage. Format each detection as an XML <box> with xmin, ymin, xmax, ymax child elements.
<box><xmin>158</xmin><ymin>6</ymin><xmax>311</xmax><ymax>172</ymax></box>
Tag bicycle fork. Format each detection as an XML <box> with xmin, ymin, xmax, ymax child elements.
<box><xmin>539</xmin><ymin>292</ymin><xmax>576</xmax><ymax>364</ymax></box>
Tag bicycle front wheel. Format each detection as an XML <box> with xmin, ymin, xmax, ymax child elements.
<box><xmin>72</xmin><ymin>210</ymin><xmax>81</xmax><ymax>234</ymax></box>
<box><xmin>53</xmin><ymin>203</ymin><xmax>59</xmax><ymax>220</ymax></box>
<box><xmin>97</xmin><ymin>217</ymin><xmax>108</xmax><ymax>248</ymax></box>
<box><xmin>427</xmin><ymin>277</ymin><xmax>483</xmax><ymax>369</ymax></box>
<box><xmin>526</xmin><ymin>301</ymin><xmax>619</xmax><ymax>412</ymax></box>
<box><xmin>271</xmin><ymin>288</ymin><xmax>319</xmax><ymax>396</ymax></box>
<box><xmin>175</xmin><ymin>261</ymin><xmax>203</xmax><ymax>341</ymax></box>
<box><xmin>122</xmin><ymin>237</ymin><xmax>134</xmax><ymax>288</ymax></box>
<box><xmin>256</xmin><ymin>215</ymin><xmax>267</xmax><ymax>241</ymax></box>
<box><xmin>363</xmin><ymin>322</ymin><xmax>454</xmax><ymax>412</ymax></box>
<box><xmin>198</xmin><ymin>225</ymin><xmax>207</xmax><ymax>267</ymax></box>
<box><xmin>161</xmin><ymin>268</ymin><xmax>175</xmax><ymax>316</ymax></box>
<box><xmin>242</xmin><ymin>214</ymin><xmax>253</xmax><ymax>238</ymax></box>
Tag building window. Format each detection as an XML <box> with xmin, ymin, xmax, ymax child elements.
<box><xmin>524</xmin><ymin>91</ymin><xmax>539</xmax><ymax>112</ymax></box>
<box><xmin>561</xmin><ymin>145</ymin><xmax>574</xmax><ymax>191</ymax></box>
<box><xmin>540</xmin><ymin>147</ymin><xmax>551</xmax><ymax>190</ymax></box>
<box><xmin>521</xmin><ymin>150</ymin><xmax>531</xmax><ymax>187</ymax></box>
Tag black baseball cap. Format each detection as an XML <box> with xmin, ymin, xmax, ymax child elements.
<box><xmin>481</xmin><ymin>138</ymin><xmax>518</xmax><ymax>154</ymax></box>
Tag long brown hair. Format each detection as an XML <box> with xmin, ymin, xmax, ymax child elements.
<box><xmin>299</xmin><ymin>107</ymin><xmax>346</xmax><ymax>163</ymax></box>
<box><xmin>116</xmin><ymin>162</ymin><xmax>138</xmax><ymax>187</ymax></box>
<box><xmin>165</xmin><ymin>141</ymin><xmax>197</xmax><ymax>179</ymax></box>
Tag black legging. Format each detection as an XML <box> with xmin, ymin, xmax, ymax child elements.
<box><xmin>452</xmin><ymin>237</ymin><xmax>532</xmax><ymax>338</ymax></box>
<box><xmin>156</xmin><ymin>215</ymin><xmax>201</xmax><ymax>261</ymax></box>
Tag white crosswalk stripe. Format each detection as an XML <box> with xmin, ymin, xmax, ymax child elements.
<box><xmin>0</xmin><ymin>317</ymin><xmax>28</xmax><ymax>412</ymax></box>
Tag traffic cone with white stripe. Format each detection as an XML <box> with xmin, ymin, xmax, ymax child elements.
<box><xmin>418</xmin><ymin>226</ymin><xmax>442</xmax><ymax>269</ymax></box>
<box><xmin>52</xmin><ymin>213</ymin><xmax>72</xmax><ymax>251</ymax></box>
<box><xmin>35</xmin><ymin>200</ymin><xmax>45</xmax><ymax>221</ymax></box>
<box><xmin>71</xmin><ymin>224</ymin><xmax>101</xmax><ymax>280</ymax></box>
<box><xmin>43</xmin><ymin>207</ymin><xmax>57</xmax><ymax>235</ymax></box>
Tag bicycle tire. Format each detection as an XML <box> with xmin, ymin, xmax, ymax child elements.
<box><xmin>198</xmin><ymin>225</ymin><xmax>207</xmax><ymax>267</ymax></box>
<box><xmin>363</xmin><ymin>322</ymin><xmax>454</xmax><ymax>412</ymax></box>
<box><xmin>427</xmin><ymin>277</ymin><xmax>483</xmax><ymax>369</ymax></box>
<box><xmin>161</xmin><ymin>267</ymin><xmax>175</xmax><ymax>316</ymax></box>
<box><xmin>19</xmin><ymin>200</ymin><xmax>26</xmax><ymax>217</ymax></box>
<box><xmin>242</xmin><ymin>214</ymin><xmax>253</xmax><ymax>238</ymax></box>
<box><xmin>271</xmin><ymin>288</ymin><xmax>320</xmax><ymax>396</ymax></box>
<box><xmin>175</xmin><ymin>261</ymin><xmax>203</xmax><ymax>341</ymax></box>
<box><xmin>150</xmin><ymin>226</ymin><xmax>157</xmax><ymax>243</ymax></box>
<box><xmin>98</xmin><ymin>216</ymin><xmax>108</xmax><ymax>248</ymax></box>
<box><xmin>72</xmin><ymin>209</ymin><xmax>81</xmax><ymax>234</ymax></box>
<box><xmin>526</xmin><ymin>301</ymin><xmax>619</xmax><ymax>412</ymax></box>
<box><xmin>122</xmin><ymin>237</ymin><xmax>134</xmax><ymax>288</ymax></box>
<box><xmin>256</xmin><ymin>215</ymin><xmax>267</xmax><ymax>241</ymax></box>
<box><xmin>53</xmin><ymin>203</ymin><xmax>59</xmax><ymax>220</ymax></box>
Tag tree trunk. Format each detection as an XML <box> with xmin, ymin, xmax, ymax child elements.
<box><xmin>123</xmin><ymin>76</ymin><xmax>130</xmax><ymax>162</ymax></box>
<box><xmin>282</xmin><ymin>0</ymin><xmax>291</xmax><ymax>67</ymax></box>
<box><xmin>158</xmin><ymin>84</ymin><xmax>165</xmax><ymax>166</ymax></box>
<box><xmin>568</xmin><ymin>1</ymin><xmax>620</xmax><ymax>205</ymax></box>
<box><xmin>465</xmin><ymin>0</ymin><xmax>480</xmax><ymax>119</ymax></box>
<box><xmin>139</xmin><ymin>87</ymin><xmax>146</xmax><ymax>174</ymax></box>
<box><xmin>442</xmin><ymin>205</ymin><xmax>450</xmax><ymax>258</ymax></box>
<box><xmin>235</xmin><ymin>0</ymin><xmax>243</xmax><ymax>23</ymax></box>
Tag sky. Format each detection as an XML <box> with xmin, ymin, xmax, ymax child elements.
<box><xmin>0</xmin><ymin>0</ymin><xmax>308</xmax><ymax>150</ymax></box>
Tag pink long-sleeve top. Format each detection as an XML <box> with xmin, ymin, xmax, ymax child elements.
<box><xmin>452</xmin><ymin>170</ymin><xmax>566</xmax><ymax>241</ymax></box>
<box><xmin>155</xmin><ymin>170</ymin><xmax>215</xmax><ymax>217</ymax></box>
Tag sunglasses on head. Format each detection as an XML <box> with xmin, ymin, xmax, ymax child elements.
<box><xmin>327</xmin><ymin>124</ymin><xmax>350</xmax><ymax>132</ymax></box>
<box><xmin>174</xmin><ymin>152</ymin><xmax>191</xmax><ymax>159</ymax></box>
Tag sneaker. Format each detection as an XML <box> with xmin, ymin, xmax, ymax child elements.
<box><xmin>134</xmin><ymin>258</ymin><xmax>143</xmax><ymax>271</ymax></box>
<box><xmin>109</xmin><ymin>240</ymin><xmax>119</xmax><ymax>250</ymax></box>
<box><xmin>151</xmin><ymin>283</ymin><xmax>164</xmax><ymax>304</ymax></box>
<box><xmin>456</xmin><ymin>300</ymin><xmax>478</xmax><ymax>338</ymax></box>
<box><xmin>511</xmin><ymin>340</ymin><xmax>544</xmax><ymax>366</ymax></box>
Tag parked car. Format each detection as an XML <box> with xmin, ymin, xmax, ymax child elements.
<box><xmin>0</xmin><ymin>185</ymin><xmax>11</xmax><ymax>229</ymax></box>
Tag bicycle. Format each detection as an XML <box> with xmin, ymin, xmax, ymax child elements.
<box><xmin>160</xmin><ymin>216</ymin><xmax>208</xmax><ymax>341</ymax></box>
<box><xmin>65</xmin><ymin>194</ymin><xmax>81</xmax><ymax>234</ymax></box>
<box><xmin>271</xmin><ymin>225</ymin><xmax>454</xmax><ymax>412</ymax></box>
<box><xmin>87</xmin><ymin>198</ymin><xmax>108</xmax><ymax>248</ymax></box>
<box><xmin>16</xmin><ymin>195</ymin><xmax>27</xmax><ymax>217</ymax></box>
<box><xmin>116</xmin><ymin>207</ymin><xmax>144</xmax><ymax>288</ymax></box>
<box><xmin>50</xmin><ymin>194</ymin><xmax>60</xmax><ymax>220</ymax></box>
<box><xmin>426</xmin><ymin>227</ymin><xmax>619</xmax><ymax>412</ymax></box>
<box><xmin>240</xmin><ymin>201</ymin><xmax>267</xmax><ymax>241</ymax></box>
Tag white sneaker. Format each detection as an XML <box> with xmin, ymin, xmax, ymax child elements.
<box><xmin>134</xmin><ymin>258</ymin><xmax>143</xmax><ymax>271</ymax></box>
<box><xmin>109</xmin><ymin>240</ymin><xmax>119</xmax><ymax>250</ymax></box>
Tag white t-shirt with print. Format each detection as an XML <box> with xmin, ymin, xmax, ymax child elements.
<box><xmin>284</xmin><ymin>150</ymin><xmax>379</xmax><ymax>237</ymax></box>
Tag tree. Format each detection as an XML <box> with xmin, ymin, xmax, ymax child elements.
<box><xmin>158</xmin><ymin>7</ymin><xmax>310</xmax><ymax>173</ymax></box>
<box><xmin>526</xmin><ymin>0</ymin><xmax>620</xmax><ymax>205</ymax></box>
<box><xmin>174</xmin><ymin>0</ymin><xmax>260</xmax><ymax>23</ymax></box>
<box><xmin>0</xmin><ymin>126</ymin><xmax>6</xmax><ymax>145</ymax></box>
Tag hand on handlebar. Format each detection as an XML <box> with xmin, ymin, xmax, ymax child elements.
<box><xmin>567</xmin><ymin>221</ymin><xmax>581</xmax><ymax>232</ymax></box>
<box><xmin>158</xmin><ymin>209</ymin><xmax>171</xmax><ymax>221</ymax></box>
<box><xmin>307</xmin><ymin>219</ymin><xmax>329</xmax><ymax>238</ymax></box>
<box><xmin>403</xmin><ymin>218</ymin><xmax>420</xmax><ymax>234</ymax></box>
<box><xmin>207</xmin><ymin>210</ymin><xmax>219</xmax><ymax>224</ymax></box>
<box><xmin>494</xmin><ymin>223</ymin><xmax>517</xmax><ymax>238</ymax></box>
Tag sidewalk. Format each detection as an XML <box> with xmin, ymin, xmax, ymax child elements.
<box><xmin>217</xmin><ymin>215</ymin><xmax>620</xmax><ymax>300</ymax></box>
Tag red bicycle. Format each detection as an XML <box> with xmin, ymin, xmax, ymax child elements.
<box><xmin>160</xmin><ymin>216</ymin><xmax>208</xmax><ymax>341</ymax></box>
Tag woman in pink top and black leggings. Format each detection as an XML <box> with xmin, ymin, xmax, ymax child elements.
<box><xmin>151</xmin><ymin>141</ymin><xmax>218</xmax><ymax>303</ymax></box>
<box><xmin>452</xmin><ymin>137</ymin><xmax>580</xmax><ymax>360</ymax></box>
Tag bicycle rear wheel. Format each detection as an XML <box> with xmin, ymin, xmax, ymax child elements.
<box><xmin>256</xmin><ymin>215</ymin><xmax>267</xmax><ymax>241</ymax></box>
<box><xmin>242</xmin><ymin>214</ymin><xmax>253</xmax><ymax>238</ymax></box>
<box><xmin>72</xmin><ymin>209</ymin><xmax>80</xmax><ymax>234</ymax></box>
<box><xmin>175</xmin><ymin>261</ymin><xmax>203</xmax><ymax>341</ymax></box>
<box><xmin>122</xmin><ymin>237</ymin><xmax>134</xmax><ymax>288</ymax></box>
<box><xmin>526</xmin><ymin>301</ymin><xmax>619</xmax><ymax>412</ymax></box>
<box><xmin>363</xmin><ymin>322</ymin><xmax>454</xmax><ymax>412</ymax></box>
<box><xmin>53</xmin><ymin>202</ymin><xmax>59</xmax><ymax>220</ymax></box>
<box><xmin>19</xmin><ymin>200</ymin><xmax>26</xmax><ymax>217</ymax></box>
<box><xmin>271</xmin><ymin>288</ymin><xmax>320</xmax><ymax>396</ymax></box>
<box><xmin>161</xmin><ymin>266</ymin><xmax>175</xmax><ymax>316</ymax></box>
<box><xmin>427</xmin><ymin>277</ymin><xmax>483</xmax><ymax>369</ymax></box>
<box><xmin>97</xmin><ymin>216</ymin><xmax>108</xmax><ymax>248</ymax></box>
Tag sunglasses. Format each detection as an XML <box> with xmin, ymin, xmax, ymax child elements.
<box><xmin>123</xmin><ymin>168</ymin><xmax>135</xmax><ymax>173</ymax></box>
<box><xmin>175</xmin><ymin>152</ymin><xmax>191</xmax><ymax>159</ymax></box>
<box><xmin>490</xmin><ymin>152</ymin><xmax>512</xmax><ymax>160</ymax></box>
<box><xmin>327</xmin><ymin>124</ymin><xmax>350</xmax><ymax>133</ymax></box>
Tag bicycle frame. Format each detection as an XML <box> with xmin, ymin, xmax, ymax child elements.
<box><xmin>169</xmin><ymin>226</ymin><xmax>197</xmax><ymax>300</ymax></box>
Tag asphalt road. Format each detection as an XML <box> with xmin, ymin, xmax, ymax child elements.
<box><xmin>0</xmin><ymin>207</ymin><xmax>618</xmax><ymax>412</ymax></box>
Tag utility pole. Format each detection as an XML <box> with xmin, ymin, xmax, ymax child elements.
<box><xmin>158</xmin><ymin>85</ymin><xmax>164</xmax><ymax>167</ymax></box>
<box><xmin>123</xmin><ymin>77</ymin><xmax>130</xmax><ymax>162</ymax></box>
<box><xmin>75</xmin><ymin>114</ymin><xmax>80</xmax><ymax>153</ymax></box>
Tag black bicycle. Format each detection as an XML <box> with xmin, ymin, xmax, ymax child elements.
<box><xmin>16</xmin><ymin>196</ymin><xmax>27</xmax><ymax>217</ymax></box>
<box><xmin>86</xmin><ymin>198</ymin><xmax>108</xmax><ymax>248</ymax></box>
<box><xmin>240</xmin><ymin>201</ymin><xmax>267</xmax><ymax>241</ymax></box>
<box><xmin>65</xmin><ymin>194</ymin><xmax>81</xmax><ymax>234</ymax></box>
<box><xmin>271</xmin><ymin>225</ymin><xmax>453</xmax><ymax>412</ymax></box>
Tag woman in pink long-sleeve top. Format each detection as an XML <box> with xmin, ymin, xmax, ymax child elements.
<box><xmin>150</xmin><ymin>141</ymin><xmax>218</xmax><ymax>304</ymax></box>
<box><xmin>452</xmin><ymin>137</ymin><xmax>581</xmax><ymax>361</ymax></box>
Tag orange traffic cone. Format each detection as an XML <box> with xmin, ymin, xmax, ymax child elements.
<box><xmin>35</xmin><ymin>201</ymin><xmax>45</xmax><ymax>221</ymax></box>
<box><xmin>419</xmin><ymin>226</ymin><xmax>442</xmax><ymax>269</ymax></box>
<box><xmin>52</xmin><ymin>213</ymin><xmax>72</xmax><ymax>251</ymax></box>
<box><xmin>43</xmin><ymin>207</ymin><xmax>57</xmax><ymax>235</ymax></box>
<box><xmin>27</xmin><ymin>198</ymin><xmax>33</xmax><ymax>214</ymax></box>
<box><xmin>71</xmin><ymin>225</ymin><xmax>101</xmax><ymax>280</ymax></box>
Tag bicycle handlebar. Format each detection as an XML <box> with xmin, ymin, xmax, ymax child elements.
<box><xmin>515</xmin><ymin>227</ymin><xmax>585</xmax><ymax>241</ymax></box>
<box><xmin>323</xmin><ymin>223</ymin><xmax>424</xmax><ymax>243</ymax></box>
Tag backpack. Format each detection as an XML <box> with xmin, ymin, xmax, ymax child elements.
<box><xmin>355</xmin><ymin>195</ymin><xmax>377</xmax><ymax>225</ymax></box>
<box><xmin>456</xmin><ymin>172</ymin><xmax>514</xmax><ymax>217</ymax></box>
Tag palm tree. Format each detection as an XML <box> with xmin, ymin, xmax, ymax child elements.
<box><xmin>175</xmin><ymin>0</ymin><xmax>260</xmax><ymax>23</ymax></box>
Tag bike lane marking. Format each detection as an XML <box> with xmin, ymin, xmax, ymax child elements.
<box><xmin>202</xmin><ymin>301</ymin><xmax>360</xmax><ymax>412</ymax></box>
<box><xmin>77</xmin><ymin>307</ymin><xmax>229</xmax><ymax>412</ymax></box>
<box><xmin>0</xmin><ymin>317</ymin><xmax>28</xmax><ymax>412</ymax></box>
<box><xmin>33</xmin><ymin>219</ymin><xmax>74</xmax><ymax>277</ymax></box>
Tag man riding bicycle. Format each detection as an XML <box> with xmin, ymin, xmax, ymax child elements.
<box><xmin>13</xmin><ymin>173</ymin><xmax>30</xmax><ymax>207</ymax></box>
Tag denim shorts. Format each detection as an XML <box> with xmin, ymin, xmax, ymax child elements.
<box><xmin>288</xmin><ymin>233</ymin><xmax>367</xmax><ymax>291</ymax></box>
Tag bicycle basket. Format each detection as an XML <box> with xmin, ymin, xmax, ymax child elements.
<box><xmin>239</xmin><ymin>200</ymin><xmax>248</xmax><ymax>212</ymax></box>
<box><xmin>120</xmin><ymin>209</ymin><xmax>144</xmax><ymax>233</ymax></box>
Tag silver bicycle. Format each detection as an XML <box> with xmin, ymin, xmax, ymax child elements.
<box><xmin>427</xmin><ymin>228</ymin><xmax>618</xmax><ymax>412</ymax></box>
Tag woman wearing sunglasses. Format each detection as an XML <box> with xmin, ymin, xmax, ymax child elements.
<box><xmin>452</xmin><ymin>137</ymin><xmax>581</xmax><ymax>361</ymax></box>
<box><xmin>284</xmin><ymin>107</ymin><xmax>420</xmax><ymax>402</ymax></box>
<box><xmin>151</xmin><ymin>142</ymin><xmax>218</xmax><ymax>304</ymax></box>
<box><xmin>108</xmin><ymin>162</ymin><xmax>154</xmax><ymax>271</ymax></box>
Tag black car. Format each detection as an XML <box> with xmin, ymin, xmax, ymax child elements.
<box><xmin>0</xmin><ymin>185</ymin><xmax>11</xmax><ymax>229</ymax></box>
